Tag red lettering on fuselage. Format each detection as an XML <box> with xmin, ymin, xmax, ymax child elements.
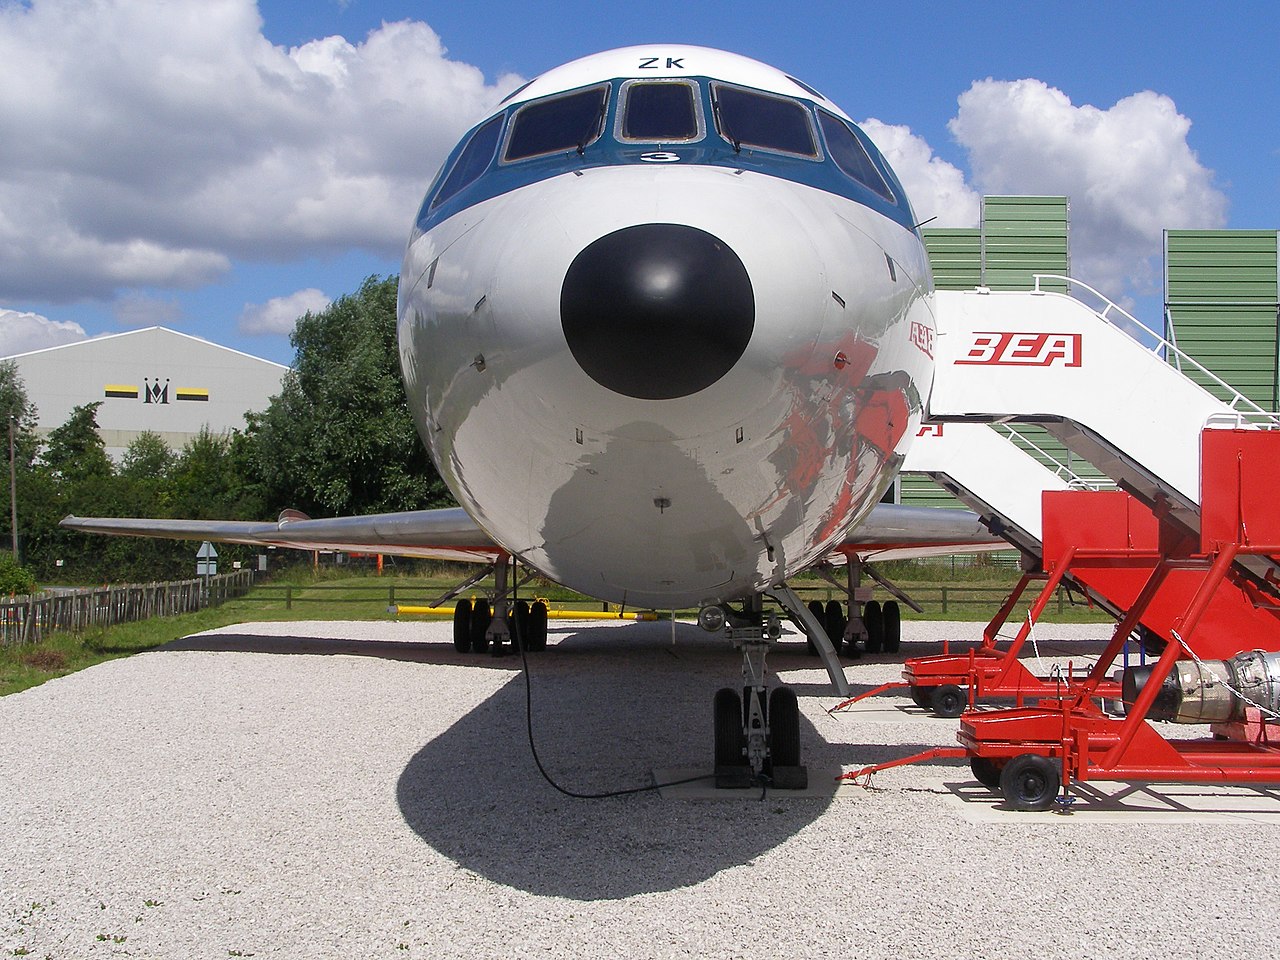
<box><xmin>909</xmin><ymin>321</ymin><xmax>934</xmax><ymax>359</ymax></box>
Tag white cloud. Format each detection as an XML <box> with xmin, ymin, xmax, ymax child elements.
<box><xmin>0</xmin><ymin>0</ymin><xmax>521</xmax><ymax>301</ymax></box>
<box><xmin>0</xmin><ymin>310</ymin><xmax>87</xmax><ymax>357</ymax></box>
<box><xmin>860</xmin><ymin>119</ymin><xmax>980</xmax><ymax>228</ymax></box>
<box><xmin>113</xmin><ymin>292</ymin><xmax>185</xmax><ymax>328</ymax></box>
<box><xmin>948</xmin><ymin>78</ymin><xmax>1228</xmax><ymax>295</ymax></box>
<box><xmin>239</xmin><ymin>288</ymin><xmax>331</xmax><ymax>335</ymax></box>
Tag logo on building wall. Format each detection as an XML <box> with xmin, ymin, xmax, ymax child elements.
<box><xmin>103</xmin><ymin>378</ymin><xmax>210</xmax><ymax>403</ymax></box>
<box><xmin>144</xmin><ymin>378</ymin><xmax>169</xmax><ymax>404</ymax></box>
<box><xmin>955</xmin><ymin>332</ymin><xmax>1082</xmax><ymax>367</ymax></box>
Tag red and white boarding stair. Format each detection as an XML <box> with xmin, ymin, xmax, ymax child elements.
<box><xmin>844</xmin><ymin>277</ymin><xmax>1280</xmax><ymax>810</ymax></box>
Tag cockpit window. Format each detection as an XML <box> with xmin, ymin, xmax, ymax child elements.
<box><xmin>618</xmin><ymin>80</ymin><xmax>700</xmax><ymax>142</ymax></box>
<box><xmin>432</xmin><ymin>114</ymin><xmax>504</xmax><ymax>209</ymax></box>
<box><xmin>818</xmin><ymin>112</ymin><xmax>895</xmax><ymax>203</ymax></box>
<box><xmin>711</xmin><ymin>83</ymin><xmax>818</xmax><ymax>158</ymax></box>
<box><xmin>504</xmin><ymin>86</ymin><xmax>608</xmax><ymax>162</ymax></box>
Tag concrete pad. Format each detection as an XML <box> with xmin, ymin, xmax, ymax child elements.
<box><xmin>941</xmin><ymin>779</ymin><xmax>1280</xmax><ymax>824</ymax></box>
<box><xmin>653</xmin><ymin>766</ymin><xmax>858</xmax><ymax>800</ymax></box>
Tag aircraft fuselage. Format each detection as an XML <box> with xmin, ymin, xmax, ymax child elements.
<box><xmin>398</xmin><ymin>46</ymin><xmax>935</xmax><ymax>609</ymax></box>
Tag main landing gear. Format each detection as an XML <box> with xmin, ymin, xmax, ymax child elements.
<box><xmin>451</xmin><ymin>597</ymin><xmax>549</xmax><ymax>653</ymax></box>
<box><xmin>443</xmin><ymin>552</ymin><xmax>549</xmax><ymax>656</ymax></box>
<box><xmin>803</xmin><ymin>598</ymin><xmax>901</xmax><ymax>656</ymax></box>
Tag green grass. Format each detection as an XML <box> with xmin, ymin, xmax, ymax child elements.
<box><xmin>1</xmin><ymin>566</ymin><xmax>1109</xmax><ymax>698</ymax></box>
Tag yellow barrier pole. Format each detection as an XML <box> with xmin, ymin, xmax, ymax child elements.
<box><xmin>391</xmin><ymin>604</ymin><xmax>656</xmax><ymax>621</ymax></box>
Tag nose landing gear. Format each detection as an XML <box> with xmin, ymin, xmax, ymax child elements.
<box><xmin>707</xmin><ymin>592</ymin><xmax>825</xmax><ymax>790</ymax></box>
<box><xmin>712</xmin><ymin>619</ymin><xmax>808</xmax><ymax>790</ymax></box>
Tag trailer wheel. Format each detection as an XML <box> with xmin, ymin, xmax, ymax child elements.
<box><xmin>930</xmin><ymin>683</ymin><xmax>965</xmax><ymax>718</ymax></box>
<box><xmin>969</xmin><ymin>756</ymin><xmax>1003</xmax><ymax>790</ymax></box>
<box><xmin>908</xmin><ymin>684</ymin><xmax>930</xmax><ymax>708</ymax></box>
<box><xmin>452</xmin><ymin>599</ymin><xmax>472</xmax><ymax>653</ymax></box>
<box><xmin>999</xmin><ymin>754</ymin><xmax>1060</xmax><ymax>812</ymax></box>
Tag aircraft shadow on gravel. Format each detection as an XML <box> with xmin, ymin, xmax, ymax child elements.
<box><xmin>388</xmin><ymin>620</ymin><xmax>951</xmax><ymax>900</ymax></box>
<box><xmin>166</xmin><ymin>621</ymin><xmax>954</xmax><ymax>900</ymax></box>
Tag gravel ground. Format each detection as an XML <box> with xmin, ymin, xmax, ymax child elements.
<box><xmin>1</xmin><ymin>617</ymin><xmax>1276</xmax><ymax>959</ymax></box>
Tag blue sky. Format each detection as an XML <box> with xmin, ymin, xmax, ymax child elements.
<box><xmin>1</xmin><ymin>0</ymin><xmax>1276</xmax><ymax>364</ymax></box>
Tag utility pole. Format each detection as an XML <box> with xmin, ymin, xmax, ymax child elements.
<box><xmin>8</xmin><ymin>416</ymin><xmax>17</xmax><ymax>562</ymax></box>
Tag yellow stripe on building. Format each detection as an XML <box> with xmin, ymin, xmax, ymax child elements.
<box><xmin>175</xmin><ymin>387</ymin><xmax>210</xmax><ymax>401</ymax></box>
<box><xmin>104</xmin><ymin>384</ymin><xmax>139</xmax><ymax>398</ymax></box>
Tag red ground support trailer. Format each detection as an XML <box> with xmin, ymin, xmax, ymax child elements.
<box><xmin>830</xmin><ymin>566</ymin><xmax>1122</xmax><ymax>718</ymax></box>
<box><xmin>845</xmin><ymin>429</ymin><xmax>1280</xmax><ymax>811</ymax></box>
<box><xmin>830</xmin><ymin>553</ymin><xmax>1129</xmax><ymax>719</ymax></box>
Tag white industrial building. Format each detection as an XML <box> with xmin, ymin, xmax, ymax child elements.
<box><xmin>3</xmin><ymin>327</ymin><xmax>288</xmax><ymax>458</ymax></box>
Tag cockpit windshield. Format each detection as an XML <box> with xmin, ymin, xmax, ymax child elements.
<box><xmin>504</xmin><ymin>85</ymin><xmax>608</xmax><ymax>161</ymax></box>
<box><xmin>432</xmin><ymin>114</ymin><xmax>504</xmax><ymax>209</ymax></box>
<box><xmin>818</xmin><ymin>112</ymin><xmax>895</xmax><ymax>202</ymax></box>
<box><xmin>619</xmin><ymin>80</ymin><xmax>700</xmax><ymax>142</ymax></box>
<box><xmin>711</xmin><ymin>83</ymin><xmax>818</xmax><ymax>158</ymax></box>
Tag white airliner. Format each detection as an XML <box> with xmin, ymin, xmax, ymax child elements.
<box><xmin>64</xmin><ymin>46</ymin><xmax>1000</xmax><ymax>786</ymax></box>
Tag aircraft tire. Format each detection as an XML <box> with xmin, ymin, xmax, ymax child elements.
<box><xmin>470</xmin><ymin>598</ymin><xmax>491</xmax><ymax>654</ymax></box>
<box><xmin>824</xmin><ymin>601</ymin><xmax>846</xmax><ymax>655</ymax></box>
<box><xmin>805</xmin><ymin>600</ymin><xmax>825</xmax><ymax>656</ymax></box>
<box><xmin>512</xmin><ymin>599</ymin><xmax>531</xmax><ymax>651</ymax></box>
<box><xmin>714</xmin><ymin>687</ymin><xmax>746</xmax><ymax>768</ymax></box>
<box><xmin>863</xmin><ymin>601</ymin><xmax>884</xmax><ymax>654</ymax></box>
<box><xmin>768</xmin><ymin>687</ymin><xmax>801</xmax><ymax>768</ymax></box>
<box><xmin>452</xmin><ymin>599</ymin><xmax>472</xmax><ymax>653</ymax></box>
<box><xmin>530</xmin><ymin>600</ymin><xmax>549</xmax><ymax>651</ymax></box>
<box><xmin>883</xmin><ymin>600</ymin><xmax>901</xmax><ymax>653</ymax></box>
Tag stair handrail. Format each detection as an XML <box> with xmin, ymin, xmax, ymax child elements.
<box><xmin>990</xmin><ymin>423</ymin><xmax>1115</xmax><ymax>490</ymax></box>
<box><xmin>1031</xmin><ymin>274</ymin><xmax>1274</xmax><ymax>418</ymax></box>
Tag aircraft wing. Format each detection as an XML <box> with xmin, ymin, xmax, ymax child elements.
<box><xmin>837</xmin><ymin>503</ymin><xmax>1006</xmax><ymax>562</ymax></box>
<box><xmin>59</xmin><ymin>507</ymin><xmax>502</xmax><ymax>564</ymax></box>
<box><xmin>62</xmin><ymin>502</ymin><xmax>1005</xmax><ymax>570</ymax></box>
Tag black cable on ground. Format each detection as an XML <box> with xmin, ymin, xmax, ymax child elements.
<box><xmin>509</xmin><ymin>603</ymin><xmax>720</xmax><ymax>799</ymax></box>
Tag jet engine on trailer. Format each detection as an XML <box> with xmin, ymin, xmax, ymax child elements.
<box><xmin>1123</xmin><ymin>649</ymin><xmax>1280</xmax><ymax>724</ymax></box>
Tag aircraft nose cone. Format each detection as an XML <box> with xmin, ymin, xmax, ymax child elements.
<box><xmin>560</xmin><ymin>223</ymin><xmax>755</xmax><ymax>400</ymax></box>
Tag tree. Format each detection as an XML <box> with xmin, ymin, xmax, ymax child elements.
<box><xmin>170</xmin><ymin>426</ymin><xmax>253</xmax><ymax>520</ymax></box>
<box><xmin>0</xmin><ymin>550</ymin><xmax>36</xmax><ymax>595</ymax></box>
<box><xmin>244</xmin><ymin>274</ymin><xmax>453</xmax><ymax>517</ymax></box>
<box><xmin>0</xmin><ymin>360</ymin><xmax>39</xmax><ymax>469</ymax></box>
<box><xmin>39</xmin><ymin>402</ymin><xmax>111</xmax><ymax>484</ymax></box>
<box><xmin>120</xmin><ymin>430</ymin><xmax>175</xmax><ymax>483</ymax></box>
<box><xmin>0</xmin><ymin>361</ymin><xmax>40</xmax><ymax>560</ymax></box>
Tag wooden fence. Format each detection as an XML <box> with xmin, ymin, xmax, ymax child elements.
<box><xmin>0</xmin><ymin>570</ymin><xmax>255</xmax><ymax>646</ymax></box>
<box><xmin>231</xmin><ymin>580</ymin><xmax>1089</xmax><ymax>618</ymax></box>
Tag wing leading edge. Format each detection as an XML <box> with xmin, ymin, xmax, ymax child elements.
<box><xmin>59</xmin><ymin>507</ymin><xmax>501</xmax><ymax>564</ymax></box>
